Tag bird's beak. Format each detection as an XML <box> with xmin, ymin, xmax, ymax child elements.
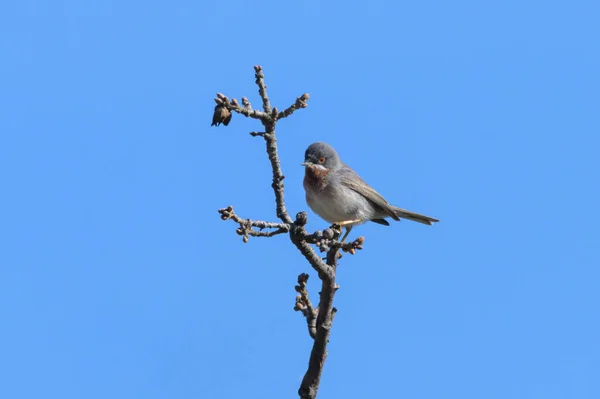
<box><xmin>301</xmin><ymin>161</ymin><xmax>313</xmax><ymax>167</ymax></box>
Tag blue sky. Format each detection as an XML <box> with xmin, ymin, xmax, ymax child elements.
<box><xmin>1</xmin><ymin>1</ymin><xmax>599</xmax><ymax>398</ymax></box>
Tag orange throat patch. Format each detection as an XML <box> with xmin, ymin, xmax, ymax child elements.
<box><xmin>304</xmin><ymin>165</ymin><xmax>330</xmax><ymax>190</ymax></box>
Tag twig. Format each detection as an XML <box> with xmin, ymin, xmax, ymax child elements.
<box><xmin>294</xmin><ymin>273</ymin><xmax>317</xmax><ymax>339</ymax></box>
<box><xmin>300</xmin><ymin>226</ymin><xmax>365</xmax><ymax>255</ymax></box>
<box><xmin>278</xmin><ymin>93</ymin><xmax>310</xmax><ymax>120</ymax></box>
<box><xmin>249</xmin><ymin>131</ymin><xmax>268</xmax><ymax>137</ymax></box>
<box><xmin>262</xmin><ymin>132</ymin><xmax>293</xmax><ymax>224</ymax></box>
<box><xmin>218</xmin><ymin>206</ymin><xmax>290</xmax><ymax>242</ymax></box>
<box><xmin>216</xmin><ymin>95</ymin><xmax>267</xmax><ymax>120</ymax></box>
<box><xmin>254</xmin><ymin>65</ymin><xmax>272</xmax><ymax>113</ymax></box>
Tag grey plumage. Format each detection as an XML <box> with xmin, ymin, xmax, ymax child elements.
<box><xmin>302</xmin><ymin>142</ymin><xmax>439</xmax><ymax>237</ymax></box>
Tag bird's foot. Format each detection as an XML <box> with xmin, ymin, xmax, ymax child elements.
<box><xmin>331</xmin><ymin>220</ymin><xmax>361</xmax><ymax>242</ymax></box>
<box><xmin>330</xmin><ymin>223</ymin><xmax>343</xmax><ymax>239</ymax></box>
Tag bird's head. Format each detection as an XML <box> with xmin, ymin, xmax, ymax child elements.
<box><xmin>302</xmin><ymin>142</ymin><xmax>342</xmax><ymax>172</ymax></box>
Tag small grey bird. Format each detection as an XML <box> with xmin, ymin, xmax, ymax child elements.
<box><xmin>302</xmin><ymin>142</ymin><xmax>439</xmax><ymax>241</ymax></box>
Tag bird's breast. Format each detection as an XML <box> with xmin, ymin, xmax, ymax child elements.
<box><xmin>303</xmin><ymin>168</ymin><xmax>365</xmax><ymax>224</ymax></box>
<box><xmin>303</xmin><ymin>166</ymin><xmax>330</xmax><ymax>192</ymax></box>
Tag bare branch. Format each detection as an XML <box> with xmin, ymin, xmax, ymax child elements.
<box><xmin>218</xmin><ymin>206</ymin><xmax>290</xmax><ymax>242</ymax></box>
<box><xmin>294</xmin><ymin>273</ymin><xmax>317</xmax><ymax>339</ymax></box>
<box><xmin>263</xmin><ymin>133</ymin><xmax>293</xmax><ymax>224</ymax></box>
<box><xmin>287</xmin><ymin>213</ymin><xmax>340</xmax><ymax>399</ymax></box>
<box><xmin>215</xmin><ymin>94</ymin><xmax>267</xmax><ymax>121</ymax></box>
<box><xmin>230</xmin><ymin>104</ymin><xmax>267</xmax><ymax>120</ymax></box>
<box><xmin>289</xmin><ymin>213</ymin><xmax>333</xmax><ymax>278</ymax></box>
<box><xmin>214</xmin><ymin>66</ymin><xmax>366</xmax><ymax>399</ymax></box>
<box><xmin>298</xmin><ymin>245</ymin><xmax>337</xmax><ymax>399</ymax></box>
<box><xmin>254</xmin><ymin>65</ymin><xmax>272</xmax><ymax>113</ymax></box>
<box><xmin>278</xmin><ymin>93</ymin><xmax>310</xmax><ymax>120</ymax></box>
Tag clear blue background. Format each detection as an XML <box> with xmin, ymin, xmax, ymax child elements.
<box><xmin>1</xmin><ymin>1</ymin><xmax>599</xmax><ymax>398</ymax></box>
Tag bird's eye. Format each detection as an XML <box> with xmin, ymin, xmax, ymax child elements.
<box><xmin>318</xmin><ymin>157</ymin><xmax>326</xmax><ymax>164</ymax></box>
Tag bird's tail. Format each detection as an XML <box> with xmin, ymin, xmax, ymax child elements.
<box><xmin>392</xmin><ymin>206</ymin><xmax>439</xmax><ymax>225</ymax></box>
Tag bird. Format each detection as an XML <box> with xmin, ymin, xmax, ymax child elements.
<box><xmin>302</xmin><ymin>142</ymin><xmax>439</xmax><ymax>241</ymax></box>
<box><xmin>211</xmin><ymin>103</ymin><xmax>232</xmax><ymax>126</ymax></box>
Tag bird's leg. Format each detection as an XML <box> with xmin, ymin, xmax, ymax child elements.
<box><xmin>336</xmin><ymin>219</ymin><xmax>361</xmax><ymax>227</ymax></box>
<box><xmin>340</xmin><ymin>226</ymin><xmax>353</xmax><ymax>242</ymax></box>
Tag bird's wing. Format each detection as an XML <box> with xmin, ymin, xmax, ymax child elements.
<box><xmin>338</xmin><ymin>166</ymin><xmax>400</xmax><ymax>221</ymax></box>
